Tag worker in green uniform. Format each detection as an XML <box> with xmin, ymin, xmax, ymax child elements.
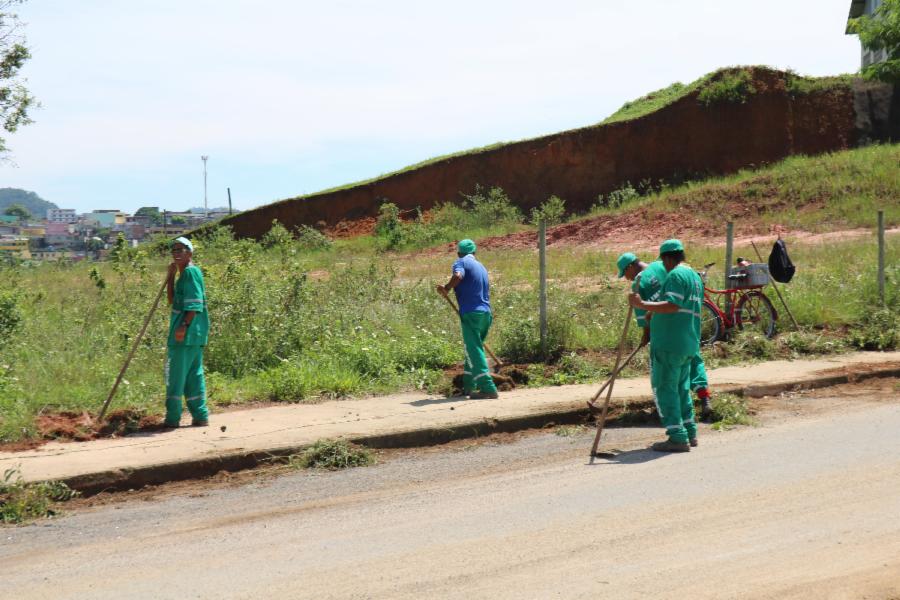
<box><xmin>437</xmin><ymin>239</ymin><xmax>499</xmax><ymax>399</ymax></box>
<box><xmin>626</xmin><ymin>239</ymin><xmax>703</xmax><ymax>452</ymax></box>
<box><xmin>617</xmin><ymin>251</ymin><xmax>713</xmax><ymax>421</ymax></box>
<box><xmin>163</xmin><ymin>237</ymin><xmax>210</xmax><ymax>428</ymax></box>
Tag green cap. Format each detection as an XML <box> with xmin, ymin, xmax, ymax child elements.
<box><xmin>616</xmin><ymin>252</ymin><xmax>637</xmax><ymax>278</ymax></box>
<box><xmin>457</xmin><ymin>239</ymin><xmax>476</xmax><ymax>255</ymax></box>
<box><xmin>658</xmin><ymin>238</ymin><xmax>684</xmax><ymax>257</ymax></box>
<box><xmin>171</xmin><ymin>236</ymin><xmax>193</xmax><ymax>252</ymax></box>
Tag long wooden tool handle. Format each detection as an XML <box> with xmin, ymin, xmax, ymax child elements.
<box><xmin>750</xmin><ymin>240</ymin><xmax>800</xmax><ymax>330</ymax></box>
<box><xmin>99</xmin><ymin>278</ymin><xmax>168</xmax><ymax>420</ymax></box>
<box><xmin>588</xmin><ymin>341</ymin><xmax>645</xmax><ymax>407</ymax></box>
<box><xmin>590</xmin><ymin>304</ymin><xmax>633</xmax><ymax>459</ymax></box>
<box><xmin>439</xmin><ymin>290</ymin><xmax>503</xmax><ymax>368</ymax></box>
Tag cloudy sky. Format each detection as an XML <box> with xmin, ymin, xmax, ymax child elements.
<box><xmin>2</xmin><ymin>0</ymin><xmax>861</xmax><ymax>214</ymax></box>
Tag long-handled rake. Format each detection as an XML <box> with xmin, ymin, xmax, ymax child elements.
<box><xmin>98</xmin><ymin>278</ymin><xmax>168</xmax><ymax>421</ymax></box>
<box><xmin>589</xmin><ymin>304</ymin><xmax>633</xmax><ymax>461</ymax></box>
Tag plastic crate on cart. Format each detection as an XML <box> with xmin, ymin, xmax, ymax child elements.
<box><xmin>728</xmin><ymin>263</ymin><xmax>770</xmax><ymax>288</ymax></box>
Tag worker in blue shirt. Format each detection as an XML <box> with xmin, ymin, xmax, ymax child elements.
<box><xmin>437</xmin><ymin>239</ymin><xmax>499</xmax><ymax>399</ymax></box>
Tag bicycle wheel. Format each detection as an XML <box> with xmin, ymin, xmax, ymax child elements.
<box><xmin>736</xmin><ymin>291</ymin><xmax>777</xmax><ymax>338</ymax></box>
<box><xmin>700</xmin><ymin>299</ymin><xmax>722</xmax><ymax>345</ymax></box>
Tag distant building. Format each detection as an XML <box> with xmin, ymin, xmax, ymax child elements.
<box><xmin>85</xmin><ymin>210</ymin><xmax>127</xmax><ymax>228</ymax></box>
<box><xmin>47</xmin><ymin>208</ymin><xmax>78</xmax><ymax>224</ymax></box>
<box><xmin>847</xmin><ymin>0</ymin><xmax>890</xmax><ymax>68</ymax></box>
<box><xmin>0</xmin><ymin>237</ymin><xmax>31</xmax><ymax>260</ymax></box>
<box><xmin>19</xmin><ymin>226</ymin><xmax>46</xmax><ymax>237</ymax></box>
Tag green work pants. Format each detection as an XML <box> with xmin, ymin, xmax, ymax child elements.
<box><xmin>650</xmin><ymin>347</ymin><xmax>697</xmax><ymax>444</ymax></box>
<box><xmin>460</xmin><ymin>311</ymin><xmax>497</xmax><ymax>394</ymax></box>
<box><xmin>165</xmin><ymin>345</ymin><xmax>209</xmax><ymax>424</ymax></box>
<box><xmin>690</xmin><ymin>353</ymin><xmax>708</xmax><ymax>392</ymax></box>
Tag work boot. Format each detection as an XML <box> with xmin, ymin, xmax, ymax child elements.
<box><xmin>160</xmin><ymin>421</ymin><xmax>179</xmax><ymax>430</ymax></box>
<box><xmin>689</xmin><ymin>437</ymin><xmax>698</xmax><ymax>448</ymax></box>
<box><xmin>191</xmin><ymin>418</ymin><xmax>209</xmax><ymax>427</ymax></box>
<box><xmin>651</xmin><ymin>440</ymin><xmax>690</xmax><ymax>453</ymax></box>
<box><xmin>469</xmin><ymin>391</ymin><xmax>499</xmax><ymax>400</ymax></box>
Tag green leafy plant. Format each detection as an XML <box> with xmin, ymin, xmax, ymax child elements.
<box><xmin>0</xmin><ymin>468</ymin><xmax>79</xmax><ymax>523</ymax></box>
<box><xmin>848</xmin><ymin>308</ymin><xmax>899</xmax><ymax>350</ymax></box>
<box><xmin>697</xmin><ymin>70</ymin><xmax>757</xmax><ymax>106</ymax></box>
<box><xmin>0</xmin><ymin>290</ymin><xmax>21</xmax><ymax>343</ymax></box>
<box><xmin>295</xmin><ymin>225</ymin><xmax>332</xmax><ymax>251</ymax></box>
<box><xmin>707</xmin><ymin>393</ymin><xmax>755</xmax><ymax>430</ymax></box>
<box><xmin>848</xmin><ymin>0</ymin><xmax>900</xmax><ymax>83</ymax></box>
<box><xmin>530</xmin><ymin>195</ymin><xmax>566</xmax><ymax>226</ymax></box>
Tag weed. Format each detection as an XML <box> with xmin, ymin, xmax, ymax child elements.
<box><xmin>779</xmin><ymin>331</ymin><xmax>847</xmax><ymax>356</ymax></box>
<box><xmin>708</xmin><ymin>393</ymin><xmax>755</xmax><ymax>430</ymax></box>
<box><xmin>729</xmin><ymin>330</ymin><xmax>776</xmax><ymax>360</ymax></box>
<box><xmin>848</xmin><ymin>308</ymin><xmax>899</xmax><ymax>350</ymax></box>
<box><xmin>697</xmin><ymin>70</ymin><xmax>757</xmax><ymax>106</ymax></box>
<box><xmin>594</xmin><ymin>182</ymin><xmax>640</xmax><ymax>211</ymax></box>
<box><xmin>0</xmin><ymin>468</ymin><xmax>79</xmax><ymax>523</ymax></box>
<box><xmin>0</xmin><ymin>291</ymin><xmax>21</xmax><ymax>344</ymax></box>
<box><xmin>554</xmin><ymin>424</ymin><xmax>587</xmax><ymax>437</ymax></box>
<box><xmin>295</xmin><ymin>225</ymin><xmax>332</xmax><ymax>251</ymax></box>
<box><xmin>530</xmin><ymin>195</ymin><xmax>566</xmax><ymax>226</ymax></box>
<box><xmin>289</xmin><ymin>439</ymin><xmax>374</xmax><ymax>470</ymax></box>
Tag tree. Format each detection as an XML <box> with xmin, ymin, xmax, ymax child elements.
<box><xmin>135</xmin><ymin>206</ymin><xmax>163</xmax><ymax>226</ymax></box>
<box><xmin>849</xmin><ymin>0</ymin><xmax>900</xmax><ymax>83</ymax></box>
<box><xmin>3</xmin><ymin>202</ymin><xmax>29</xmax><ymax>220</ymax></box>
<box><xmin>0</xmin><ymin>1</ymin><xmax>36</xmax><ymax>156</ymax></box>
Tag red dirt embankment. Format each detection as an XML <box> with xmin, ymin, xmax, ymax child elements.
<box><xmin>220</xmin><ymin>68</ymin><xmax>896</xmax><ymax>240</ymax></box>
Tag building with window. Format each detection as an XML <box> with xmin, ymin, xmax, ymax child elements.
<box><xmin>0</xmin><ymin>237</ymin><xmax>32</xmax><ymax>260</ymax></box>
<box><xmin>847</xmin><ymin>0</ymin><xmax>890</xmax><ymax>68</ymax></box>
<box><xmin>47</xmin><ymin>208</ymin><xmax>78</xmax><ymax>224</ymax></box>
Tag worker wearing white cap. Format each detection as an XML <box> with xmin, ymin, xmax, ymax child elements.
<box><xmin>163</xmin><ymin>237</ymin><xmax>210</xmax><ymax>428</ymax></box>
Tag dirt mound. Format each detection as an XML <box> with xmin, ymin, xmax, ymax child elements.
<box><xmin>447</xmin><ymin>365</ymin><xmax>530</xmax><ymax>395</ymax></box>
<box><xmin>217</xmin><ymin>68</ymin><xmax>895</xmax><ymax>241</ymax></box>
<box><xmin>32</xmin><ymin>409</ymin><xmax>163</xmax><ymax>443</ymax></box>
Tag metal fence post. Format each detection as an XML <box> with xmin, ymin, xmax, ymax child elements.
<box><xmin>724</xmin><ymin>221</ymin><xmax>734</xmax><ymax>316</ymax></box>
<box><xmin>539</xmin><ymin>220</ymin><xmax>548</xmax><ymax>359</ymax></box>
<box><xmin>878</xmin><ymin>210</ymin><xmax>885</xmax><ymax>306</ymax></box>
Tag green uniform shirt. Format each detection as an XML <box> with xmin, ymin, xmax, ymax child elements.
<box><xmin>168</xmin><ymin>264</ymin><xmax>209</xmax><ymax>347</ymax></box>
<box><xmin>649</xmin><ymin>263</ymin><xmax>702</xmax><ymax>356</ymax></box>
<box><xmin>633</xmin><ymin>260</ymin><xmax>667</xmax><ymax>328</ymax></box>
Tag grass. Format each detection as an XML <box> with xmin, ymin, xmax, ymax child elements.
<box><xmin>0</xmin><ymin>143</ymin><xmax>897</xmax><ymax>442</ymax></box>
<box><xmin>707</xmin><ymin>393</ymin><xmax>756</xmax><ymax>430</ymax></box>
<box><xmin>285</xmin><ymin>439</ymin><xmax>375</xmax><ymax>470</ymax></box>
<box><xmin>0</xmin><ymin>468</ymin><xmax>79</xmax><ymax>524</ymax></box>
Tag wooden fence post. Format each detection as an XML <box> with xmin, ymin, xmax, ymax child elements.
<box><xmin>878</xmin><ymin>210</ymin><xmax>885</xmax><ymax>306</ymax></box>
<box><xmin>539</xmin><ymin>220</ymin><xmax>548</xmax><ymax>359</ymax></box>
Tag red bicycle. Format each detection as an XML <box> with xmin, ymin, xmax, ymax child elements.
<box><xmin>697</xmin><ymin>262</ymin><xmax>778</xmax><ymax>345</ymax></box>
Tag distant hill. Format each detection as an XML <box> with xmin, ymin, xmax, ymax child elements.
<box><xmin>0</xmin><ymin>188</ymin><xmax>57</xmax><ymax>218</ymax></box>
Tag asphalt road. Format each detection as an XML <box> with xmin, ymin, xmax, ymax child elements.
<box><xmin>3</xmin><ymin>381</ymin><xmax>900</xmax><ymax>600</ymax></box>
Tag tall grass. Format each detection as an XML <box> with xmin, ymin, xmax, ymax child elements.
<box><xmin>0</xmin><ymin>178</ymin><xmax>897</xmax><ymax>442</ymax></box>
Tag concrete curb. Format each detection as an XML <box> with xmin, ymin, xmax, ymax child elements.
<box><xmin>60</xmin><ymin>364</ymin><xmax>900</xmax><ymax>496</ymax></box>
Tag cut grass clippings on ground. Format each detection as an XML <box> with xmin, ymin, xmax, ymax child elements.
<box><xmin>286</xmin><ymin>439</ymin><xmax>375</xmax><ymax>471</ymax></box>
<box><xmin>0</xmin><ymin>468</ymin><xmax>79</xmax><ymax>524</ymax></box>
<box><xmin>708</xmin><ymin>393</ymin><xmax>756</xmax><ymax>430</ymax></box>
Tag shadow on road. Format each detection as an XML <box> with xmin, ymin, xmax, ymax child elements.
<box><xmin>408</xmin><ymin>396</ymin><xmax>470</xmax><ymax>407</ymax></box>
<box><xmin>588</xmin><ymin>447</ymin><xmax>670</xmax><ymax>466</ymax></box>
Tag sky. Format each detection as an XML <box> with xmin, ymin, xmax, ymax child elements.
<box><xmin>1</xmin><ymin>0</ymin><xmax>862</xmax><ymax>214</ymax></box>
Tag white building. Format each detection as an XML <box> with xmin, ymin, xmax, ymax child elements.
<box><xmin>846</xmin><ymin>0</ymin><xmax>890</xmax><ymax>68</ymax></box>
<box><xmin>46</xmin><ymin>208</ymin><xmax>78</xmax><ymax>224</ymax></box>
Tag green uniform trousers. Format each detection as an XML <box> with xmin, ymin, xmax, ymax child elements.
<box><xmin>460</xmin><ymin>311</ymin><xmax>498</xmax><ymax>394</ymax></box>
<box><xmin>165</xmin><ymin>345</ymin><xmax>209</xmax><ymax>424</ymax></box>
<box><xmin>690</xmin><ymin>353</ymin><xmax>708</xmax><ymax>392</ymax></box>
<box><xmin>650</xmin><ymin>347</ymin><xmax>697</xmax><ymax>444</ymax></box>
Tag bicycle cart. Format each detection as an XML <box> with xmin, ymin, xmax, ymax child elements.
<box><xmin>697</xmin><ymin>262</ymin><xmax>778</xmax><ymax>345</ymax></box>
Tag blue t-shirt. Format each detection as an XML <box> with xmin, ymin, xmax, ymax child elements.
<box><xmin>452</xmin><ymin>254</ymin><xmax>491</xmax><ymax>314</ymax></box>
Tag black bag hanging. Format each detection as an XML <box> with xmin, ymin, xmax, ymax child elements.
<box><xmin>768</xmin><ymin>238</ymin><xmax>795</xmax><ymax>283</ymax></box>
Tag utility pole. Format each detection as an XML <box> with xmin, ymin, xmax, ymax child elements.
<box><xmin>227</xmin><ymin>187</ymin><xmax>233</xmax><ymax>216</ymax></box>
<box><xmin>201</xmin><ymin>155</ymin><xmax>209</xmax><ymax>217</ymax></box>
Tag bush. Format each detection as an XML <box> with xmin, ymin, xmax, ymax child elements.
<box><xmin>1</xmin><ymin>468</ymin><xmax>79</xmax><ymax>523</ymax></box>
<box><xmin>594</xmin><ymin>182</ymin><xmax>639</xmax><ymax>211</ymax></box>
<box><xmin>498</xmin><ymin>309</ymin><xmax>576</xmax><ymax>363</ymax></box>
<box><xmin>463</xmin><ymin>186</ymin><xmax>524</xmax><ymax>228</ymax></box>
<box><xmin>263</xmin><ymin>359</ymin><xmax>363</xmax><ymax>403</ymax></box>
<box><xmin>697</xmin><ymin>70</ymin><xmax>757</xmax><ymax>106</ymax></box>
<box><xmin>261</xmin><ymin>220</ymin><xmax>294</xmax><ymax>249</ymax></box>
<box><xmin>530</xmin><ymin>195</ymin><xmax>566</xmax><ymax>226</ymax></box>
<box><xmin>0</xmin><ymin>291</ymin><xmax>21</xmax><ymax>344</ymax></box>
<box><xmin>848</xmin><ymin>308</ymin><xmax>899</xmax><ymax>350</ymax></box>
<box><xmin>295</xmin><ymin>225</ymin><xmax>332</xmax><ymax>251</ymax></box>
